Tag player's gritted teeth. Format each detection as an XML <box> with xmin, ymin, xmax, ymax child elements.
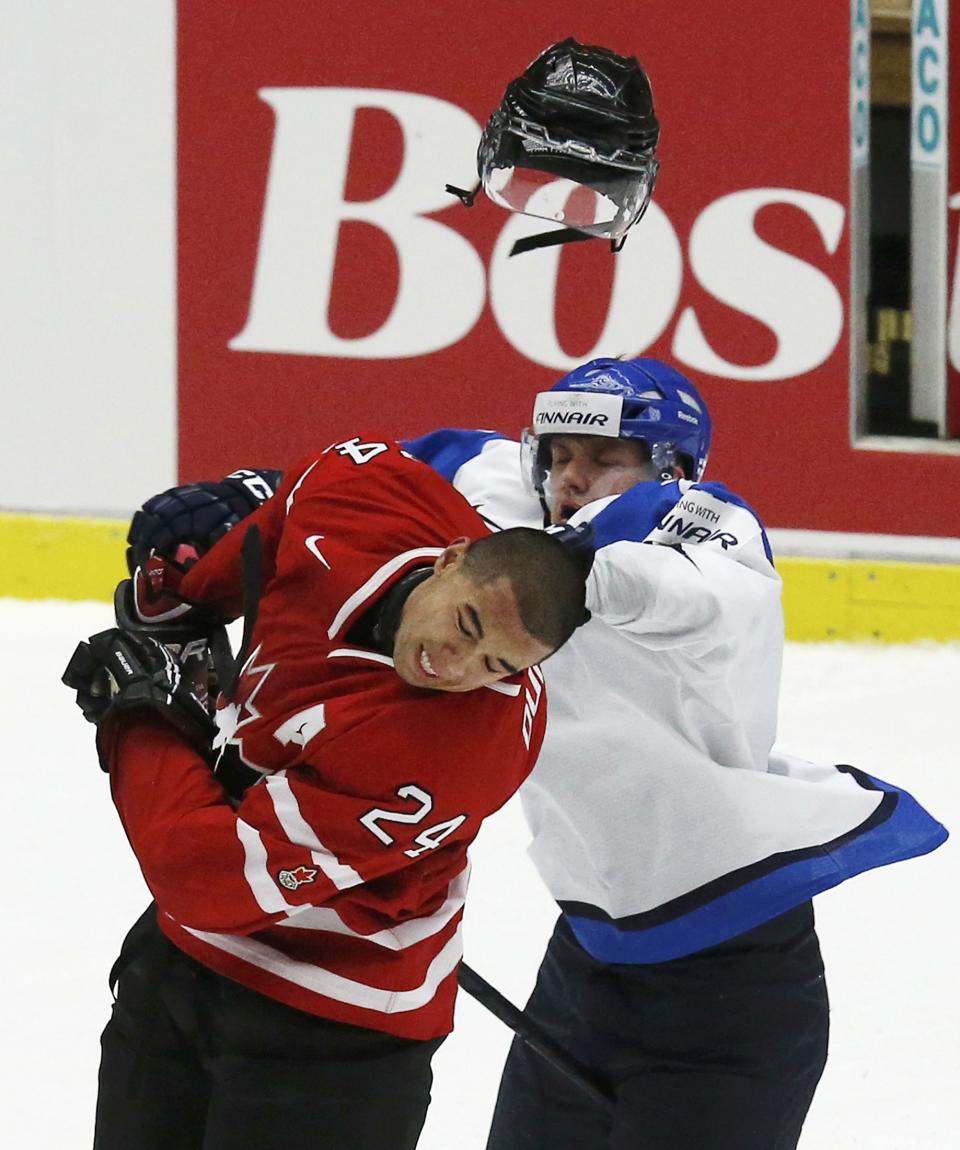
<box><xmin>418</xmin><ymin>646</ymin><xmax>439</xmax><ymax>680</ymax></box>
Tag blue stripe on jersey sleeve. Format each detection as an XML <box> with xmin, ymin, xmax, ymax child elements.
<box><xmin>563</xmin><ymin>770</ymin><xmax>947</xmax><ymax>964</ymax></box>
<box><xmin>588</xmin><ymin>480</ymin><xmax>685</xmax><ymax>548</ymax></box>
<box><xmin>699</xmin><ymin>482</ymin><xmax>774</xmax><ymax>563</ymax></box>
<box><xmin>589</xmin><ymin>479</ymin><xmax>773</xmax><ymax>562</ymax></box>
<box><xmin>402</xmin><ymin>429</ymin><xmax>508</xmax><ymax>483</ymax></box>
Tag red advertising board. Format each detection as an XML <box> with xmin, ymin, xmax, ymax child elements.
<box><xmin>178</xmin><ymin>1</ymin><xmax>960</xmax><ymax>535</ymax></box>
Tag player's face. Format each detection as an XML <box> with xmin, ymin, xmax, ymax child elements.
<box><xmin>546</xmin><ymin>434</ymin><xmax>653</xmax><ymax>524</ymax></box>
<box><xmin>393</xmin><ymin>541</ymin><xmax>552</xmax><ymax>693</ymax></box>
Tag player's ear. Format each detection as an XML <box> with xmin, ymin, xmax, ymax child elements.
<box><xmin>435</xmin><ymin>537</ymin><xmax>471</xmax><ymax>575</ymax></box>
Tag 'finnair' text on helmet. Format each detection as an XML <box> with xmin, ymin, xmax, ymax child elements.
<box><xmin>532</xmin><ymin>392</ymin><xmax>623</xmax><ymax>437</ymax></box>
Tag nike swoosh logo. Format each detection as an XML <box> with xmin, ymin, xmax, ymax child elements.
<box><xmin>305</xmin><ymin>534</ymin><xmax>331</xmax><ymax>569</ymax></box>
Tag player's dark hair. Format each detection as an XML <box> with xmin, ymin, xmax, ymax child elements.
<box><xmin>463</xmin><ymin>528</ymin><xmax>589</xmax><ymax>653</ymax></box>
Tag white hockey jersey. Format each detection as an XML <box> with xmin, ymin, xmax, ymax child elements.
<box><xmin>406</xmin><ymin>430</ymin><xmax>948</xmax><ymax>962</ymax></box>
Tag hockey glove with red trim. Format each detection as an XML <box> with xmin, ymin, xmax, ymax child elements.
<box><xmin>122</xmin><ymin>467</ymin><xmax>279</xmax><ymax>638</ymax></box>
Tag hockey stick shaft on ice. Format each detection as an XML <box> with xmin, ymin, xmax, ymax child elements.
<box><xmin>457</xmin><ymin>962</ymin><xmax>614</xmax><ymax>1114</ymax></box>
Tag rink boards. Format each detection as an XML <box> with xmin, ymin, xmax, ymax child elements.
<box><xmin>4</xmin><ymin>511</ymin><xmax>959</xmax><ymax>643</ymax></box>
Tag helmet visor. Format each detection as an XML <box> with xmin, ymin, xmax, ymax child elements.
<box><xmin>479</xmin><ymin>120</ymin><xmax>658</xmax><ymax>239</ymax></box>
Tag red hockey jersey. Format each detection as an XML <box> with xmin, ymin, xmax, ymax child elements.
<box><xmin>103</xmin><ymin>436</ymin><xmax>547</xmax><ymax>1039</ymax></box>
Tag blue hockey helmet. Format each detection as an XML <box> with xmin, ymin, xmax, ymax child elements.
<box><xmin>522</xmin><ymin>357</ymin><xmax>712</xmax><ymax>491</ymax></box>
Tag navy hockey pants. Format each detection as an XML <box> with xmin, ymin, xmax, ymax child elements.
<box><xmin>486</xmin><ymin>903</ymin><xmax>828</xmax><ymax>1150</ymax></box>
<box><xmin>94</xmin><ymin>907</ymin><xmax>443</xmax><ymax>1150</ymax></box>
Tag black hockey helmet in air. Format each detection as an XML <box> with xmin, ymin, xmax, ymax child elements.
<box><xmin>473</xmin><ymin>39</ymin><xmax>660</xmax><ymax>253</ymax></box>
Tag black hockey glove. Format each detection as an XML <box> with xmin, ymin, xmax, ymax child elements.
<box><xmin>62</xmin><ymin>627</ymin><xmax>219</xmax><ymax>769</ymax></box>
<box><xmin>126</xmin><ymin>468</ymin><xmax>282</xmax><ymax>575</ymax></box>
<box><xmin>113</xmin><ymin>571</ymin><xmax>235</xmax><ymax>698</ymax></box>
<box><xmin>544</xmin><ymin>521</ymin><xmax>596</xmax><ymax>579</ymax></box>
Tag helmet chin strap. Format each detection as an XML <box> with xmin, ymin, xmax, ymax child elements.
<box><xmin>444</xmin><ymin>182</ymin><xmax>480</xmax><ymax>207</ymax></box>
<box><xmin>508</xmin><ymin>228</ymin><xmax>627</xmax><ymax>257</ymax></box>
<box><xmin>538</xmin><ymin>491</ymin><xmax>552</xmax><ymax>528</ymax></box>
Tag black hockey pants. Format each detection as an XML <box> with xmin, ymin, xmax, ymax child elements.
<box><xmin>94</xmin><ymin>906</ymin><xmax>443</xmax><ymax>1150</ymax></box>
<box><xmin>486</xmin><ymin>902</ymin><xmax>829</xmax><ymax>1150</ymax></box>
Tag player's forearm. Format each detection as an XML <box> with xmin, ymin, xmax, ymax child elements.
<box><xmin>102</xmin><ymin>714</ymin><xmax>304</xmax><ymax>933</ymax></box>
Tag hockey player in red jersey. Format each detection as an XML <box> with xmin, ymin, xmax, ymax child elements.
<box><xmin>63</xmin><ymin>434</ymin><xmax>589</xmax><ymax>1150</ymax></box>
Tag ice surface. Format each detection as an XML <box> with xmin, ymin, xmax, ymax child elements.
<box><xmin>3</xmin><ymin>600</ymin><xmax>956</xmax><ymax>1148</ymax></box>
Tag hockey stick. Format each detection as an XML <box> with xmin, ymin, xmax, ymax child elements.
<box><xmin>221</xmin><ymin>523</ymin><xmax>262</xmax><ymax>699</ymax></box>
<box><xmin>457</xmin><ymin>962</ymin><xmax>614</xmax><ymax>1114</ymax></box>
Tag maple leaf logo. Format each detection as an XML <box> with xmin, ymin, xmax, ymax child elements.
<box><xmin>278</xmin><ymin>865</ymin><xmax>318</xmax><ymax>891</ymax></box>
<box><xmin>213</xmin><ymin>644</ymin><xmax>276</xmax><ymax>770</ymax></box>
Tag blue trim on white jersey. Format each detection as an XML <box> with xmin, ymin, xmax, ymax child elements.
<box><xmin>589</xmin><ymin>480</ymin><xmax>687</xmax><ymax>549</ymax></box>
<box><xmin>695</xmin><ymin>483</ymin><xmax>774</xmax><ymax>563</ymax></box>
<box><xmin>406</xmin><ymin>434</ymin><xmax>775</xmax><ymax>564</ymax></box>
<box><xmin>590</xmin><ymin>480</ymin><xmax>773</xmax><ymax>563</ymax></box>
<box><xmin>562</xmin><ymin>768</ymin><xmax>948</xmax><ymax>964</ymax></box>
<box><xmin>402</xmin><ymin>429</ymin><xmax>507</xmax><ymax>483</ymax></box>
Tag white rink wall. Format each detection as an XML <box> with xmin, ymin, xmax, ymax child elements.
<box><xmin>0</xmin><ymin>2</ymin><xmax>176</xmax><ymax>515</ymax></box>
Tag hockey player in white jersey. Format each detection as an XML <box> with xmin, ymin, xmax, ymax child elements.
<box><xmin>404</xmin><ymin>356</ymin><xmax>947</xmax><ymax>1150</ymax></box>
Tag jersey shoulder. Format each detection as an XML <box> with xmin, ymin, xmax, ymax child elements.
<box><xmin>581</xmin><ymin>479</ymin><xmax>776</xmax><ymax>577</ymax></box>
<box><xmin>403</xmin><ymin>428</ymin><xmax>511</xmax><ymax>482</ymax></box>
<box><xmin>405</xmin><ymin>429</ymin><xmax>542</xmax><ymax>532</ymax></box>
<box><xmin>279</xmin><ymin>433</ymin><xmax>492</xmax><ymax>587</ymax></box>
